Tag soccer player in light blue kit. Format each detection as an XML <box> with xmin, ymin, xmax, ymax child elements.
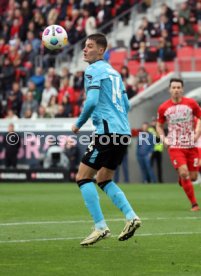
<box><xmin>72</xmin><ymin>33</ymin><xmax>141</xmax><ymax>246</ymax></box>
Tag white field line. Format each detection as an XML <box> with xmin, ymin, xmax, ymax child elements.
<box><xmin>1</xmin><ymin>231</ymin><xmax>201</xmax><ymax>244</ymax></box>
<box><xmin>0</xmin><ymin>216</ymin><xmax>200</xmax><ymax>226</ymax></box>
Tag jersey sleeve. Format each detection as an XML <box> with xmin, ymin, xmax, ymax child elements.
<box><xmin>157</xmin><ymin>105</ymin><xmax>166</xmax><ymax>124</ymax></box>
<box><xmin>192</xmin><ymin>99</ymin><xmax>201</xmax><ymax>118</ymax></box>
<box><xmin>120</xmin><ymin>80</ymin><xmax>130</xmax><ymax>112</ymax></box>
<box><xmin>85</xmin><ymin>67</ymin><xmax>101</xmax><ymax>91</ymax></box>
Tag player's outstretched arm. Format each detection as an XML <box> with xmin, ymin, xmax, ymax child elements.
<box><xmin>156</xmin><ymin>122</ymin><xmax>168</xmax><ymax>147</ymax></box>
<box><xmin>123</xmin><ymin>92</ymin><xmax>130</xmax><ymax>113</ymax></box>
<box><xmin>72</xmin><ymin>89</ymin><xmax>100</xmax><ymax>133</ymax></box>
<box><xmin>195</xmin><ymin>118</ymin><xmax>201</xmax><ymax>143</ymax></box>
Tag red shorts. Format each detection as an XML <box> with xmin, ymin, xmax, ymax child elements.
<box><xmin>168</xmin><ymin>147</ymin><xmax>199</xmax><ymax>171</ymax></box>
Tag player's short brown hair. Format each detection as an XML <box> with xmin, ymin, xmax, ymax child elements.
<box><xmin>87</xmin><ymin>33</ymin><xmax>107</xmax><ymax>51</ymax></box>
<box><xmin>169</xmin><ymin>78</ymin><xmax>184</xmax><ymax>87</ymax></box>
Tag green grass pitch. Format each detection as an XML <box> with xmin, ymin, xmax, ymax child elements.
<box><xmin>0</xmin><ymin>183</ymin><xmax>201</xmax><ymax>276</ymax></box>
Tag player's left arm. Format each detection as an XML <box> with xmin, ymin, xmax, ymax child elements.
<box><xmin>123</xmin><ymin>92</ymin><xmax>130</xmax><ymax>113</ymax></box>
<box><xmin>195</xmin><ymin>118</ymin><xmax>201</xmax><ymax>143</ymax></box>
<box><xmin>120</xmin><ymin>80</ymin><xmax>130</xmax><ymax>113</ymax></box>
<box><xmin>192</xmin><ymin>100</ymin><xmax>201</xmax><ymax>142</ymax></box>
<box><xmin>72</xmin><ymin>89</ymin><xmax>100</xmax><ymax>133</ymax></box>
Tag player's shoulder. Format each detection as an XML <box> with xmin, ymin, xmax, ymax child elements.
<box><xmin>86</xmin><ymin>60</ymin><xmax>120</xmax><ymax>77</ymax></box>
<box><xmin>182</xmin><ymin>97</ymin><xmax>197</xmax><ymax>105</ymax></box>
<box><xmin>158</xmin><ymin>99</ymin><xmax>172</xmax><ymax>110</ymax></box>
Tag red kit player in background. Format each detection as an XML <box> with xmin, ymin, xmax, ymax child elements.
<box><xmin>156</xmin><ymin>78</ymin><xmax>201</xmax><ymax>211</ymax></box>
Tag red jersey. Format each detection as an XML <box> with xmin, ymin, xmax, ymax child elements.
<box><xmin>157</xmin><ymin>97</ymin><xmax>201</xmax><ymax>148</ymax></box>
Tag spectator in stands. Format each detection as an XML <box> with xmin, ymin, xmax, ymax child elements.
<box><xmin>153</xmin><ymin>62</ymin><xmax>169</xmax><ymax>82</ymax></box>
<box><xmin>160</xmin><ymin>3</ymin><xmax>174</xmax><ymax>25</ymax></box>
<box><xmin>41</xmin><ymin>79</ymin><xmax>58</xmax><ymax>108</ymax></box>
<box><xmin>157</xmin><ymin>37</ymin><xmax>175</xmax><ymax>61</ymax></box>
<box><xmin>58</xmin><ymin>77</ymin><xmax>76</xmax><ymax>105</ymax></box>
<box><xmin>25</xmin><ymin>31</ymin><xmax>41</xmax><ymax>54</ymax></box>
<box><xmin>140</xmin><ymin>16</ymin><xmax>157</xmax><ymax>37</ymax></box>
<box><xmin>46</xmin><ymin>67</ymin><xmax>61</xmax><ymax>90</ymax></box>
<box><xmin>136</xmin><ymin>122</ymin><xmax>156</xmax><ymax>183</ymax></box>
<box><xmin>46</xmin><ymin>95</ymin><xmax>59</xmax><ymax>118</ymax></box>
<box><xmin>0</xmin><ymin>57</ymin><xmax>15</xmax><ymax>95</ymax></box>
<box><xmin>29</xmin><ymin>66</ymin><xmax>45</xmax><ymax>96</ymax></box>
<box><xmin>33</xmin><ymin>9</ymin><xmax>45</xmax><ymax>34</ymax></box>
<box><xmin>5</xmin><ymin>109</ymin><xmax>18</xmax><ymax>120</ymax></box>
<box><xmin>36</xmin><ymin>105</ymin><xmax>50</xmax><ymax>118</ymax></box>
<box><xmin>24</xmin><ymin>108</ymin><xmax>33</xmax><ymax>119</ymax></box>
<box><xmin>20</xmin><ymin>92</ymin><xmax>39</xmax><ymax>118</ymax></box>
<box><xmin>83</xmin><ymin>9</ymin><xmax>97</xmax><ymax>36</ymax></box>
<box><xmin>148</xmin><ymin>118</ymin><xmax>164</xmax><ymax>183</ymax></box>
<box><xmin>195</xmin><ymin>21</ymin><xmax>201</xmax><ymax>47</ymax></box>
<box><xmin>3</xmin><ymin>123</ymin><xmax>21</xmax><ymax>168</ymax></box>
<box><xmin>178</xmin><ymin>2</ymin><xmax>191</xmax><ymax>22</ymax></box>
<box><xmin>130</xmin><ymin>28</ymin><xmax>146</xmax><ymax>51</ymax></box>
<box><xmin>6</xmin><ymin>82</ymin><xmax>23</xmax><ymax>117</ymax></box>
<box><xmin>120</xmin><ymin>66</ymin><xmax>136</xmax><ymax>86</ymax></box>
<box><xmin>126</xmin><ymin>83</ymin><xmax>137</xmax><ymax>99</ymax></box>
<box><xmin>178</xmin><ymin>16</ymin><xmax>194</xmax><ymax>36</ymax></box>
<box><xmin>20</xmin><ymin>43</ymin><xmax>35</xmax><ymax>80</ymax></box>
<box><xmin>156</xmin><ymin>15</ymin><xmax>172</xmax><ymax>37</ymax></box>
<box><xmin>62</xmin><ymin>94</ymin><xmax>73</xmax><ymax>117</ymax></box>
<box><xmin>73</xmin><ymin>71</ymin><xmax>84</xmax><ymax>91</ymax></box>
<box><xmin>135</xmin><ymin>66</ymin><xmax>152</xmax><ymax>87</ymax></box>
<box><xmin>60</xmin><ymin>66</ymin><xmax>72</xmax><ymax>81</ymax></box>
<box><xmin>55</xmin><ymin>104</ymin><xmax>66</xmax><ymax>118</ymax></box>
<box><xmin>133</xmin><ymin>41</ymin><xmax>156</xmax><ymax>62</ymax></box>
<box><xmin>65</xmin><ymin>140</ymin><xmax>80</xmax><ymax>181</ymax></box>
<box><xmin>195</xmin><ymin>2</ymin><xmax>201</xmax><ymax>22</ymax></box>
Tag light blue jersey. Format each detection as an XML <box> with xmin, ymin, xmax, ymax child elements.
<box><xmin>81</xmin><ymin>60</ymin><xmax>131</xmax><ymax>135</ymax></box>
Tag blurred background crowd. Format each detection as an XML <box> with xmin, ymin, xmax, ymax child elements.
<box><xmin>0</xmin><ymin>0</ymin><xmax>201</xmax><ymax>119</ymax></box>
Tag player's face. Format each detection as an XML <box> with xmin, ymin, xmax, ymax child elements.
<box><xmin>169</xmin><ymin>81</ymin><xmax>183</xmax><ymax>101</ymax></box>
<box><xmin>83</xmin><ymin>39</ymin><xmax>104</xmax><ymax>63</ymax></box>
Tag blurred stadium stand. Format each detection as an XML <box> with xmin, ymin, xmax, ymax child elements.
<box><xmin>1</xmin><ymin>0</ymin><xmax>201</xmax><ymax>182</ymax></box>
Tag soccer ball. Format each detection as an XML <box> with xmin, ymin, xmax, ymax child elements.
<box><xmin>42</xmin><ymin>25</ymin><xmax>68</xmax><ymax>50</ymax></box>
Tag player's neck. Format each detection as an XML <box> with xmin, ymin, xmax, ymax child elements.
<box><xmin>171</xmin><ymin>97</ymin><xmax>182</xmax><ymax>103</ymax></box>
<box><xmin>89</xmin><ymin>58</ymin><xmax>104</xmax><ymax>64</ymax></box>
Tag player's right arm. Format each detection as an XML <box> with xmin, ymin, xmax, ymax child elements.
<box><xmin>156</xmin><ymin>105</ymin><xmax>169</xmax><ymax>147</ymax></box>
<box><xmin>72</xmin><ymin>89</ymin><xmax>100</xmax><ymax>133</ymax></box>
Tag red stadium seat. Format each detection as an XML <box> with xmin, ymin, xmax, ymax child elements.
<box><xmin>165</xmin><ymin>61</ymin><xmax>175</xmax><ymax>72</ymax></box>
<box><xmin>177</xmin><ymin>58</ymin><xmax>192</xmax><ymax>71</ymax></box>
<box><xmin>110</xmin><ymin>63</ymin><xmax>123</xmax><ymax>72</ymax></box>
<box><xmin>109</xmin><ymin>50</ymin><xmax>127</xmax><ymax>64</ymax></box>
<box><xmin>172</xmin><ymin>36</ymin><xmax>180</xmax><ymax>48</ymax></box>
<box><xmin>109</xmin><ymin>50</ymin><xmax>127</xmax><ymax>72</ymax></box>
<box><xmin>193</xmin><ymin>48</ymin><xmax>201</xmax><ymax>70</ymax></box>
<box><xmin>177</xmin><ymin>47</ymin><xmax>194</xmax><ymax>58</ymax></box>
<box><xmin>172</xmin><ymin>24</ymin><xmax>179</xmax><ymax>36</ymax></box>
<box><xmin>127</xmin><ymin>60</ymin><xmax>140</xmax><ymax>75</ymax></box>
<box><xmin>143</xmin><ymin>62</ymin><xmax>159</xmax><ymax>79</ymax></box>
<box><xmin>193</xmin><ymin>48</ymin><xmax>201</xmax><ymax>57</ymax></box>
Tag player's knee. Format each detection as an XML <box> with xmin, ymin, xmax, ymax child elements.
<box><xmin>76</xmin><ymin>178</ymin><xmax>95</xmax><ymax>187</ymax></box>
<box><xmin>191</xmin><ymin>176</ymin><xmax>197</xmax><ymax>181</ymax></box>
<box><xmin>180</xmin><ymin>171</ymin><xmax>189</xmax><ymax>179</ymax></box>
<box><xmin>97</xmin><ymin>179</ymin><xmax>112</xmax><ymax>190</ymax></box>
<box><xmin>190</xmin><ymin>173</ymin><xmax>198</xmax><ymax>182</ymax></box>
<box><xmin>75</xmin><ymin>172</ymin><xmax>81</xmax><ymax>183</ymax></box>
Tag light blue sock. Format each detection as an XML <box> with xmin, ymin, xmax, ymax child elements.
<box><xmin>103</xmin><ymin>181</ymin><xmax>137</xmax><ymax>220</ymax></box>
<box><xmin>80</xmin><ymin>182</ymin><xmax>107</xmax><ymax>229</ymax></box>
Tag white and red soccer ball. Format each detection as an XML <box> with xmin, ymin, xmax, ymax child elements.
<box><xmin>42</xmin><ymin>25</ymin><xmax>68</xmax><ymax>50</ymax></box>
